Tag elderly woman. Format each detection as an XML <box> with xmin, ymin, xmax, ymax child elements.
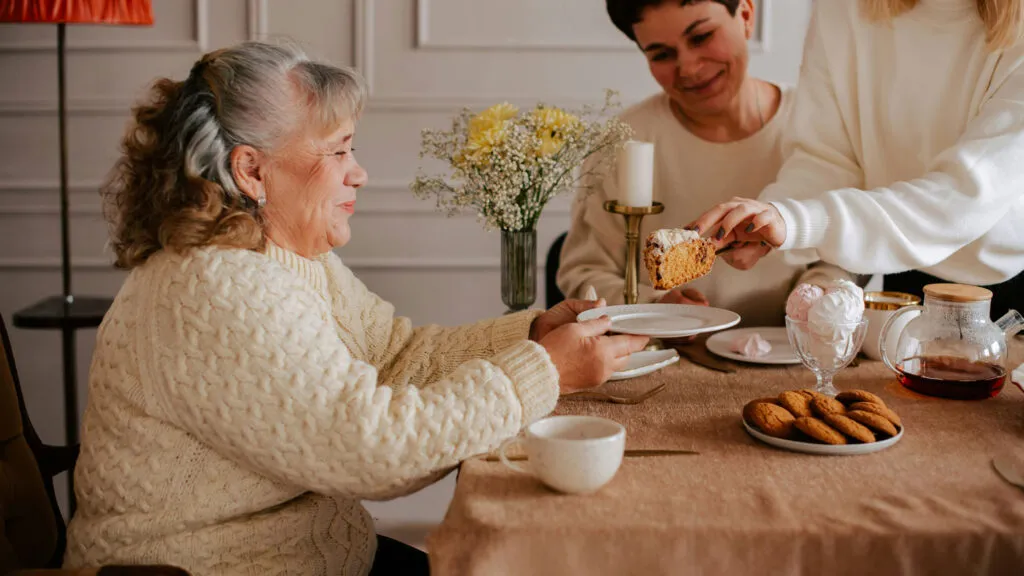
<box><xmin>63</xmin><ymin>42</ymin><xmax>648</xmax><ymax>576</ymax></box>
<box><xmin>692</xmin><ymin>0</ymin><xmax>1024</xmax><ymax>317</ymax></box>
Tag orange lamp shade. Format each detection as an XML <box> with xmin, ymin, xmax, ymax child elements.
<box><xmin>0</xmin><ymin>0</ymin><xmax>154</xmax><ymax>25</ymax></box>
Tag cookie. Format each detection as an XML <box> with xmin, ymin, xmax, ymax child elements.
<box><xmin>836</xmin><ymin>390</ymin><xmax>885</xmax><ymax>407</ymax></box>
<box><xmin>823</xmin><ymin>413</ymin><xmax>876</xmax><ymax>444</ymax></box>
<box><xmin>794</xmin><ymin>417</ymin><xmax>847</xmax><ymax>445</ymax></box>
<box><xmin>810</xmin><ymin>395</ymin><xmax>846</xmax><ymax>416</ymax></box>
<box><xmin>743</xmin><ymin>398</ymin><xmax>781</xmax><ymax>423</ymax></box>
<box><xmin>747</xmin><ymin>403</ymin><xmax>796</xmax><ymax>438</ymax></box>
<box><xmin>797</xmin><ymin>389</ymin><xmax>821</xmax><ymax>400</ymax></box>
<box><xmin>848</xmin><ymin>402</ymin><xmax>903</xmax><ymax>428</ymax></box>
<box><xmin>847</xmin><ymin>410</ymin><xmax>899</xmax><ymax>437</ymax></box>
<box><xmin>778</xmin><ymin>391</ymin><xmax>814</xmax><ymax>418</ymax></box>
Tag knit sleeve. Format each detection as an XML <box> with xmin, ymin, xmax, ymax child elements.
<box><xmin>764</xmin><ymin>6</ymin><xmax>1024</xmax><ymax>280</ymax></box>
<box><xmin>757</xmin><ymin>3</ymin><xmax>864</xmax><ymax>268</ymax></box>
<box><xmin>145</xmin><ymin>251</ymin><xmax>559</xmax><ymax>500</ymax></box>
<box><xmin>322</xmin><ymin>256</ymin><xmax>548</xmax><ymax>390</ymax></box>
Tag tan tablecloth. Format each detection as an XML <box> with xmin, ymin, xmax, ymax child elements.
<box><xmin>428</xmin><ymin>341</ymin><xmax>1024</xmax><ymax>575</ymax></box>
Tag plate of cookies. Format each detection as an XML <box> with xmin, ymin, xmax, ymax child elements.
<box><xmin>742</xmin><ymin>389</ymin><xmax>904</xmax><ymax>455</ymax></box>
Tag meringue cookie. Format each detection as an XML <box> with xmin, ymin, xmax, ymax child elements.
<box><xmin>731</xmin><ymin>332</ymin><xmax>772</xmax><ymax>358</ymax></box>
<box><xmin>809</xmin><ymin>291</ymin><xmax>864</xmax><ymax>331</ymax></box>
<box><xmin>826</xmin><ymin>279</ymin><xmax>865</xmax><ymax>315</ymax></box>
<box><xmin>804</xmin><ymin>282</ymin><xmax>864</xmax><ymax>359</ymax></box>
<box><xmin>786</xmin><ymin>283</ymin><xmax>825</xmax><ymax>322</ymax></box>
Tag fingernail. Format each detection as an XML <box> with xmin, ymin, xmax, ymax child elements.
<box><xmin>745</xmin><ymin>223</ymin><xmax>754</xmax><ymax>234</ymax></box>
<box><xmin>715</xmin><ymin>227</ymin><xmax>725</xmax><ymax>240</ymax></box>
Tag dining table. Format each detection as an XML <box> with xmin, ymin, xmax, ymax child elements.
<box><xmin>426</xmin><ymin>339</ymin><xmax>1024</xmax><ymax>575</ymax></box>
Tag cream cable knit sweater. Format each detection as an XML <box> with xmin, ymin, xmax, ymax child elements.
<box><xmin>64</xmin><ymin>243</ymin><xmax>559</xmax><ymax>575</ymax></box>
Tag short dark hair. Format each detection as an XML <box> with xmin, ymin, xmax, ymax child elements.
<box><xmin>606</xmin><ymin>0</ymin><xmax>742</xmax><ymax>42</ymax></box>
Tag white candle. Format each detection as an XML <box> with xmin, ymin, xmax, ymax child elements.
<box><xmin>618</xmin><ymin>140</ymin><xmax>654</xmax><ymax>207</ymax></box>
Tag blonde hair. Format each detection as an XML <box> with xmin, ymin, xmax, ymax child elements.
<box><xmin>105</xmin><ymin>41</ymin><xmax>367</xmax><ymax>269</ymax></box>
<box><xmin>860</xmin><ymin>0</ymin><xmax>1024</xmax><ymax>49</ymax></box>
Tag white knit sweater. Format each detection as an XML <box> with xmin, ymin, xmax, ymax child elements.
<box><xmin>64</xmin><ymin>243</ymin><xmax>559</xmax><ymax>575</ymax></box>
<box><xmin>765</xmin><ymin>0</ymin><xmax>1024</xmax><ymax>284</ymax></box>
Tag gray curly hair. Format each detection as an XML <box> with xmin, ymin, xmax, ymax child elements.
<box><xmin>105</xmin><ymin>41</ymin><xmax>367</xmax><ymax>269</ymax></box>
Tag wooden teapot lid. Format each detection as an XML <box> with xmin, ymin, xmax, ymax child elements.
<box><xmin>923</xmin><ymin>283</ymin><xmax>993</xmax><ymax>303</ymax></box>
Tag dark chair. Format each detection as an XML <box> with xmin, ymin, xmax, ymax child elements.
<box><xmin>0</xmin><ymin>313</ymin><xmax>190</xmax><ymax>575</ymax></box>
<box><xmin>545</xmin><ymin>231</ymin><xmax>568</xmax><ymax>308</ymax></box>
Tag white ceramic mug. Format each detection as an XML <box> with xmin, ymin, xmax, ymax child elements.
<box><xmin>862</xmin><ymin>291</ymin><xmax>921</xmax><ymax>361</ymax></box>
<box><xmin>499</xmin><ymin>415</ymin><xmax>625</xmax><ymax>494</ymax></box>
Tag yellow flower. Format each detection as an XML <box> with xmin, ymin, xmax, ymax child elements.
<box><xmin>470</xmin><ymin>102</ymin><xmax>519</xmax><ymax>134</ymax></box>
<box><xmin>458</xmin><ymin>102</ymin><xmax>519</xmax><ymax>168</ymax></box>
<box><xmin>531</xmin><ymin>107</ymin><xmax>581</xmax><ymax>157</ymax></box>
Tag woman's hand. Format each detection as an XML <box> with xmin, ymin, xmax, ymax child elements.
<box><xmin>657</xmin><ymin>287</ymin><xmax>708</xmax><ymax>345</ymax></box>
<box><xmin>539</xmin><ymin>317</ymin><xmax>649</xmax><ymax>394</ymax></box>
<box><xmin>530</xmin><ymin>298</ymin><xmax>606</xmax><ymax>342</ymax></box>
<box><xmin>689</xmin><ymin>197</ymin><xmax>787</xmax><ymax>270</ymax></box>
<box><xmin>657</xmin><ymin>287</ymin><xmax>708</xmax><ymax>306</ymax></box>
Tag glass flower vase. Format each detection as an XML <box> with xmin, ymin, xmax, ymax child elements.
<box><xmin>500</xmin><ymin>228</ymin><xmax>537</xmax><ymax>312</ymax></box>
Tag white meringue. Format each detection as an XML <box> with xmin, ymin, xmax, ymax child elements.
<box><xmin>731</xmin><ymin>332</ymin><xmax>772</xmax><ymax>358</ymax></box>
<box><xmin>826</xmin><ymin>279</ymin><xmax>865</xmax><ymax>310</ymax></box>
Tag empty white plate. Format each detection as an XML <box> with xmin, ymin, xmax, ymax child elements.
<box><xmin>608</xmin><ymin>349</ymin><xmax>679</xmax><ymax>381</ymax></box>
<box><xmin>743</xmin><ymin>419</ymin><xmax>903</xmax><ymax>455</ymax></box>
<box><xmin>577</xmin><ymin>304</ymin><xmax>740</xmax><ymax>338</ymax></box>
<box><xmin>705</xmin><ymin>327</ymin><xmax>800</xmax><ymax>365</ymax></box>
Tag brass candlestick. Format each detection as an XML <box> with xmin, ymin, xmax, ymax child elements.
<box><xmin>603</xmin><ymin>200</ymin><xmax>665</xmax><ymax>305</ymax></box>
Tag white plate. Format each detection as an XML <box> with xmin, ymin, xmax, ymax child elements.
<box><xmin>706</xmin><ymin>327</ymin><xmax>800</xmax><ymax>365</ymax></box>
<box><xmin>607</xmin><ymin>349</ymin><xmax>679</xmax><ymax>381</ymax></box>
<box><xmin>743</xmin><ymin>419</ymin><xmax>904</xmax><ymax>456</ymax></box>
<box><xmin>577</xmin><ymin>304</ymin><xmax>741</xmax><ymax>338</ymax></box>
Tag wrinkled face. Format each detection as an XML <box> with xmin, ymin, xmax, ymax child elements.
<box><xmin>263</xmin><ymin>117</ymin><xmax>367</xmax><ymax>253</ymax></box>
<box><xmin>633</xmin><ymin>0</ymin><xmax>755</xmax><ymax>117</ymax></box>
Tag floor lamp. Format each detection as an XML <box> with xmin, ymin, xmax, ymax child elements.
<box><xmin>1</xmin><ymin>1</ymin><xmax>153</xmax><ymax>507</ymax></box>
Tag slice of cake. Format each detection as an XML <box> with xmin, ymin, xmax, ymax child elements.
<box><xmin>643</xmin><ymin>228</ymin><xmax>716</xmax><ymax>290</ymax></box>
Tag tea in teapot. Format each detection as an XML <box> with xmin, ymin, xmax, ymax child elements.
<box><xmin>880</xmin><ymin>284</ymin><xmax>1023</xmax><ymax>400</ymax></box>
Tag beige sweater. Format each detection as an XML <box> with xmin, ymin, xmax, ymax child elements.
<box><xmin>557</xmin><ymin>89</ymin><xmax>853</xmax><ymax>326</ymax></box>
<box><xmin>64</xmin><ymin>243</ymin><xmax>558</xmax><ymax>575</ymax></box>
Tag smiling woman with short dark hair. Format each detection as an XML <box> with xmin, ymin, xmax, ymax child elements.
<box><xmin>558</xmin><ymin>0</ymin><xmax>855</xmax><ymax>324</ymax></box>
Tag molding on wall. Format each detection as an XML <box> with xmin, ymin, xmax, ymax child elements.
<box><xmin>0</xmin><ymin>256</ymin><xmax>541</xmax><ymax>271</ymax></box>
<box><xmin>0</xmin><ymin>95</ymin><xmax>627</xmax><ymax>116</ymax></box>
<box><xmin>414</xmin><ymin>0</ymin><xmax>770</xmax><ymax>53</ymax></box>
<box><xmin>0</xmin><ymin>98</ymin><xmax>131</xmax><ymax>116</ymax></box>
<box><xmin>247</xmin><ymin>0</ymin><xmax>269</xmax><ymax>42</ymax></box>
<box><xmin>415</xmin><ymin>0</ymin><xmax>633</xmax><ymax>53</ymax></box>
<box><xmin>354</xmin><ymin>0</ymin><xmax>376</xmax><ymax>94</ymax></box>
<box><xmin>0</xmin><ymin>180</ymin><xmax>573</xmax><ymax>216</ymax></box>
<box><xmin>0</xmin><ymin>0</ymin><xmax>209</xmax><ymax>53</ymax></box>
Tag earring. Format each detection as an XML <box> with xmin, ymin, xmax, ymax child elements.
<box><xmin>257</xmin><ymin>196</ymin><xmax>267</xmax><ymax>208</ymax></box>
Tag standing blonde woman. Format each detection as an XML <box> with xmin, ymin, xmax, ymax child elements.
<box><xmin>692</xmin><ymin>0</ymin><xmax>1024</xmax><ymax>318</ymax></box>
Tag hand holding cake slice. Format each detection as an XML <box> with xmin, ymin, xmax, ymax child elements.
<box><xmin>643</xmin><ymin>228</ymin><xmax>716</xmax><ymax>290</ymax></box>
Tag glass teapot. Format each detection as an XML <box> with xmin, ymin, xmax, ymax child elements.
<box><xmin>880</xmin><ymin>284</ymin><xmax>1023</xmax><ymax>400</ymax></box>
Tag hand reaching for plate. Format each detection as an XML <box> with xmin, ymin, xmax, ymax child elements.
<box><xmin>530</xmin><ymin>298</ymin><xmax>607</xmax><ymax>342</ymax></box>
<box><xmin>539</xmin><ymin>316</ymin><xmax>650</xmax><ymax>394</ymax></box>
<box><xmin>657</xmin><ymin>287</ymin><xmax>708</xmax><ymax>306</ymax></box>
